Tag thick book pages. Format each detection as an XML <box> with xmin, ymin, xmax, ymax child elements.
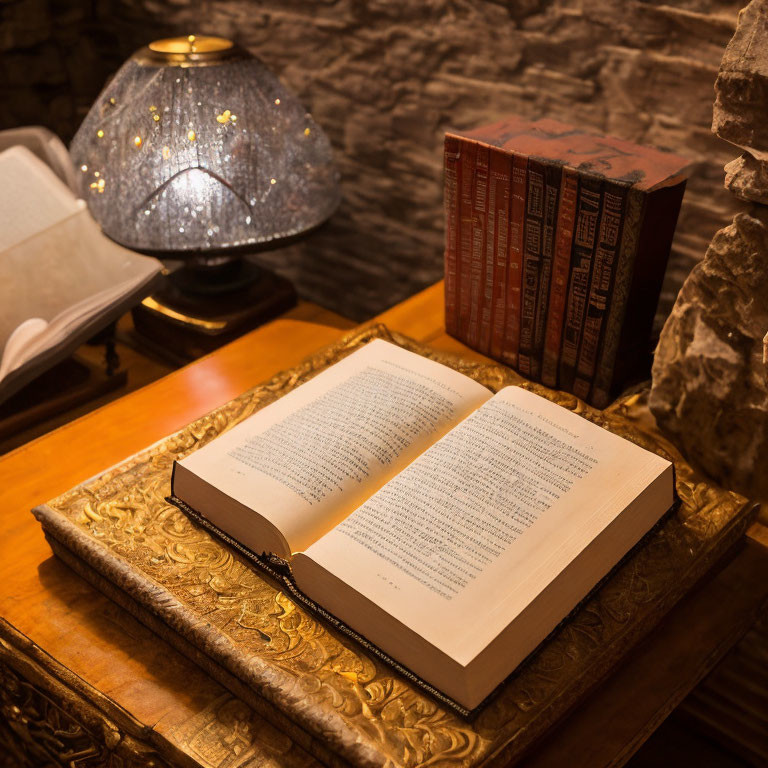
<box><xmin>172</xmin><ymin>338</ymin><xmax>674</xmax><ymax>712</ymax></box>
<box><xmin>444</xmin><ymin>115</ymin><xmax>689</xmax><ymax>408</ymax></box>
<box><xmin>0</xmin><ymin>144</ymin><xmax>162</xmax><ymax>402</ymax></box>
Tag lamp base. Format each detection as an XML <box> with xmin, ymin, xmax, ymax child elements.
<box><xmin>131</xmin><ymin>262</ymin><xmax>297</xmax><ymax>363</ymax></box>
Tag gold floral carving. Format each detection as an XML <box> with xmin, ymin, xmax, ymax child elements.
<box><xmin>41</xmin><ymin>325</ymin><xmax>756</xmax><ymax>768</ymax></box>
<box><xmin>0</xmin><ymin>620</ymin><xmax>171</xmax><ymax>768</ymax></box>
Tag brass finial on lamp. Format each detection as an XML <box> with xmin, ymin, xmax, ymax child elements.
<box><xmin>70</xmin><ymin>34</ymin><xmax>340</xmax><ymax>359</ymax></box>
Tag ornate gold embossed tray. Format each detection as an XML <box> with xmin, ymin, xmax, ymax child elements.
<box><xmin>32</xmin><ymin>324</ymin><xmax>756</xmax><ymax>768</ymax></box>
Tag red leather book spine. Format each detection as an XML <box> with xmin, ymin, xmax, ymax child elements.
<box><xmin>572</xmin><ymin>182</ymin><xmax>629</xmax><ymax>401</ymax></box>
<box><xmin>457</xmin><ymin>139</ymin><xmax>477</xmax><ymax>340</ymax></box>
<box><xmin>541</xmin><ymin>167</ymin><xmax>578</xmax><ymax>388</ymax></box>
<box><xmin>443</xmin><ymin>135</ymin><xmax>461</xmax><ymax>336</ymax></box>
<box><xmin>489</xmin><ymin>151</ymin><xmax>512</xmax><ymax>360</ymax></box>
<box><xmin>517</xmin><ymin>159</ymin><xmax>545</xmax><ymax>378</ymax></box>
<box><xmin>558</xmin><ymin>174</ymin><xmax>603</xmax><ymax>392</ymax></box>
<box><xmin>500</xmin><ymin>154</ymin><xmax>527</xmax><ymax>366</ymax></box>
<box><xmin>467</xmin><ymin>145</ymin><xmax>489</xmax><ymax>348</ymax></box>
<box><xmin>478</xmin><ymin>145</ymin><xmax>497</xmax><ymax>354</ymax></box>
<box><xmin>531</xmin><ymin>163</ymin><xmax>562</xmax><ymax>381</ymax></box>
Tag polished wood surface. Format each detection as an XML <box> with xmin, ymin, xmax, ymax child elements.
<box><xmin>0</xmin><ymin>283</ymin><xmax>765</xmax><ymax>767</ymax></box>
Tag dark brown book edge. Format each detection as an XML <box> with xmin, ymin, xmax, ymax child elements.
<box><xmin>489</xmin><ymin>152</ymin><xmax>512</xmax><ymax>360</ymax></box>
<box><xmin>457</xmin><ymin>139</ymin><xmax>477</xmax><ymax>340</ymax></box>
<box><xmin>572</xmin><ymin>182</ymin><xmax>630</xmax><ymax>401</ymax></box>
<box><xmin>541</xmin><ymin>167</ymin><xmax>579</xmax><ymax>388</ymax></box>
<box><xmin>499</xmin><ymin>154</ymin><xmax>527</xmax><ymax>367</ymax></box>
<box><xmin>591</xmin><ymin>181</ymin><xmax>686</xmax><ymax>407</ymax></box>
<box><xmin>558</xmin><ymin>174</ymin><xmax>604</xmax><ymax>392</ymax></box>
<box><xmin>467</xmin><ymin>146</ymin><xmax>490</xmax><ymax>349</ymax></box>
<box><xmin>164</xmin><ymin>487</ymin><xmax>681</xmax><ymax>723</ymax></box>
<box><xmin>443</xmin><ymin>136</ymin><xmax>461</xmax><ymax>337</ymax></box>
<box><xmin>518</xmin><ymin>159</ymin><xmax>545</xmax><ymax>378</ymax></box>
<box><xmin>531</xmin><ymin>163</ymin><xmax>562</xmax><ymax>381</ymax></box>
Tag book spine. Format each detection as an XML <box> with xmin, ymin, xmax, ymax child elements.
<box><xmin>558</xmin><ymin>174</ymin><xmax>603</xmax><ymax>392</ymax></box>
<box><xmin>589</xmin><ymin>188</ymin><xmax>644</xmax><ymax>407</ymax></box>
<box><xmin>500</xmin><ymin>154</ymin><xmax>527</xmax><ymax>367</ymax></box>
<box><xmin>572</xmin><ymin>182</ymin><xmax>629</xmax><ymax>401</ymax></box>
<box><xmin>517</xmin><ymin>159</ymin><xmax>545</xmax><ymax>378</ymax></box>
<box><xmin>541</xmin><ymin>167</ymin><xmax>578</xmax><ymax>388</ymax></box>
<box><xmin>443</xmin><ymin>136</ymin><xmax>461</xmax><ymax>337</ymax></box>
<box><xmin>479</xmin><ymin>145</ymin><xmax>498</xmax><ymax>354</ymax></box>
<box><xmin>457</xmin><ymin>139</ymin><xmax>477</xmax><ymax>340</ymax></box>
<box><xmin>489</xmin><ymin>150</ymin><xmax>512</xmax><ymax>360</ymax></box>
<box><xmin>466</xmin><ymin>144</ymin><xmax>488</xmax><ymax>348</ymax></box>
<box><xmin>531</xmin><ymin>163</ymin><xmax>562</xmax><ymax>381</ymax></box>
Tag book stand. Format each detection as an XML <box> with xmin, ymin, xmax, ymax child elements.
<box><xmin>32</xmin><ymin>324</ymin><xmax>756</xmax><ymax>768</ymax></box>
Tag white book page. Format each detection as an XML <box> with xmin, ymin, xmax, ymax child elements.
<box><xmin>0</xmin><ymin>209</ymin><xmax>160</xmax><ymax>353</ymax></box>
<box><xmin>0</xmin><ymin>145</ymin><xmax>81</xmax><ymax>251</ymax></box>
<box><xmin>300</xmin><ymin>386</ymin><xmax>672</xmax><ymax>665</ymax></box>
<box><xmin>178</xmin><ymin>340</ymin><xmax>492</xmax><ymax>553</ymax></box>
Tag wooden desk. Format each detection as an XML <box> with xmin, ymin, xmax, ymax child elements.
<box><xmin>1</xmin><ymin>284</ymin><xmax>766</xmax><ymax>767</ymax></box>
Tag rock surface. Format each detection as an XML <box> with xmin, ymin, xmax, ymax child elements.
<box><xmin>724</xmin><ymin>152</ymin><xmax>768</xmax><ymax>203</ymax></box>
<box><xmin>0</xmin><ymin>0</ymin><xmax>746</xmax><ymax>320</ymax></box>
<box><xmin>649</xmin><ymin>210</ymin><xmax>768</xmax><ymax>500</ymax></box>
<box><xmin>712</xmin><ymin>0</ymin><xmax>768</xmax><ymax>155</ymax></box>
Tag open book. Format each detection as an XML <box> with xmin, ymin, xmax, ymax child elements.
<box><xmin>172</xmin><ymin>339</ymin><xmax>673</xmax><ymax>712</ymax></box>
<box><xmin>0</xmin><ymin>138</ymin><xmax>162</xmax><ymax>403</ymax></box>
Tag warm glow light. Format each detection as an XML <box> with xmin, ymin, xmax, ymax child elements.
<box><xmin>304</xmin><ymin>127</ymin><xmax>311</xmax><ymax>136</ymax></box>
<box><xmin>274</xmin><ymin>98</ymin><xmax>280</xmax><ymax>105</ymax></box>
<box><xmin>80</xmin><ymin>164</ymin><xmax>88</xmax><ymax>172</ymax></box>
<box><xmin>134</xmin><ymin>135</ymin><xmax>142</xmax><ymax>147</ymax></box>
<box><xmin>96</xmin><ymin>129</ymin><xmax>104</xmax><ymax>138</ymax></box>
<box><xmin>188</xmin><ymin>130</ymin><xmax>196</xmax><ymax>141</ymax></box>
<box><xmin>270</xmin><ymin>178</ymin><xmax>276</xmax><ymax>185</ymax></box>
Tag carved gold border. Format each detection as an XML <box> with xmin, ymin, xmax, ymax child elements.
<box><xmin>37</xmin><ymin>324</ymin><xmax>754</xmax><ymax>768</ymax></box>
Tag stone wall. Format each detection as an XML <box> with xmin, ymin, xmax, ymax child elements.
<box><xmin>0</xmin><ymin>0</ymin><xmax>747</xmax><ymax>322</ymax></box>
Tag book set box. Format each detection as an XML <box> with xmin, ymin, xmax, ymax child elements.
<box><xmin>443</xmin><ymin>116</ymin><xmax>690</xmax><ymax>408</ymax></box>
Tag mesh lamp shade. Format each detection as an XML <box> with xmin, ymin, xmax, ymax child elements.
<box><xmin>70</xmin><ymin>35</ymin><xmax>340</xmax><ymax>255</ymax></box>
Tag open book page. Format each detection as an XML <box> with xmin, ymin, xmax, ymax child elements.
<box><xmin>0</xmin><ymin>145</ymin><xmax>82</xmax><ymax>252</ymax></box>
<box><xmin>296</xmin><ymin>386</ymin><xmax>673</xmax><ymax>667</ymax></box>
<box><xmin>0</xmin><ymin>209</ymin><xmax>160</xmax><ymax>355</ymax></box>
<box><xmin>177</xmin><ymin>340</ymin><xmax>493</xmax><ymax>554</ymax></box>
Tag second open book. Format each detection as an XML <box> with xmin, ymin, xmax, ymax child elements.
<box><xmin>172</xmin><ymin>339</ymin><xmax>673</xmax><ymax>712</ymax></box>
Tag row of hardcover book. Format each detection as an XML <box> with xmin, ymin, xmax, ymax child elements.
<box><xmin>443</xmin><ymin>118</ymin><xmax>687</xmax><ymax>408</ymax></box>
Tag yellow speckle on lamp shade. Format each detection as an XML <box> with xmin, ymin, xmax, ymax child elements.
<box><xmin>153</xmin><ymin>113</ymin><xmax>160</xmax><ymax>122</ymax></box>
<box><xmin>96</xmin><ymin>129</ymin><xmax>104</xmax><ymax>138</ymax></box>
<box><xmin>304</xmin><ymin>127</ymin><xmax>311</xmax><ymax>136</ymax></box>
<box><xmin>216</xmin><ymin>109</ymin><xmax>231</xmax><ymax>124</ymax></box>
<box><xmin>94</xmin><ymin>171</ymin><xmax>100</xmax><ymax>177</ymax></box>
<box><xmin>133</xmin><ymin>135</ymin><xmax>142</xmax><ymax>148</ymax></box>
<box><xmin>80</xmin><ymin>164</ymin><xmax>88</xmax><ymax>172</ymax></box>
<box><xmin>149</xmin><ymin>105</ymin><xmax>157</xmax><ymax>112</ymax></box>
<box><xmin>188</xmin><ymin>130</ymin><xmax>196</xmax><ymax>141</ymax></box>
<box><xmin>270</xmin><ymin>177</ymin><xmax>276</xmax><ymax>185</ymax></box>
<box><xmin>109</xmin><ymin>97</ymin><xmax>116</xmax><ymax>105</ymax></box>
<box><xmin>230</xmin><ymin>114</ymin><xmax>237</xmax><ymax>122</ymax></box>
<box><xmin>162</xmin><ymin>145</ymin><xmax>171</xmax><ymax>160</ymax></box>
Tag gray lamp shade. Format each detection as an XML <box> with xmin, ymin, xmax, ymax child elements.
<box><xmin>70</xmin><ymin>36</ymin><xmax>340</xmax><ymax>254</ymax></box>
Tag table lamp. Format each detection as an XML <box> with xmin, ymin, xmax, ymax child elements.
<box><xmin>70</xmin><ymin>34</ymin><xmax>340</xmax><ymax>360</ymax></box>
